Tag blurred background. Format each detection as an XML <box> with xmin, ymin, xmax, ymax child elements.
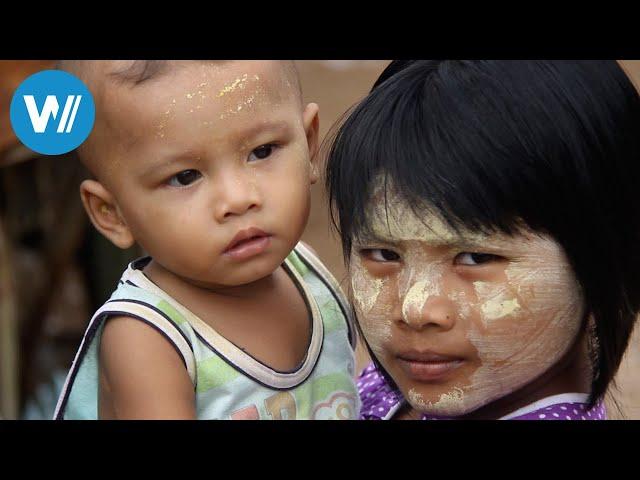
<box><xmin>0</xmin><ymin>60</ymin><xmax>638</xmax><ymax>420</ymax></box>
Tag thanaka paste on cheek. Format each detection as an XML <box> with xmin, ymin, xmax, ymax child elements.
<box><xmin>461</xmin><ymin>236</ymin><xmax>584</xmax><ymax>414</ymax></box>
<box><xmin>473</xmin><ymin>280</ymin><xmax>521</xmax><ymax>326</ymax></box>
<box><xmin>350</xmin><ymin>253</ymin><xmax>391</xmax><ymax>358</ymax></box>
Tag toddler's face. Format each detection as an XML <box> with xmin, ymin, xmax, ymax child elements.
<box><xmin>88</xmin><ymin>61</ymin><xmax>316</xmax><ymax>287</ymax></box>
<box><xmin>350</xmin><ymin>180</ymin><xmax>585</xmax><ymax>416</ymax></box>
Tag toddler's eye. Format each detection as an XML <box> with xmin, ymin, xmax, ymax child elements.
<box><xmin>167</xmin><ymin>169</ymin><xmax>202</xmax><ymax>187</ymax></box>
<box><xmin>361</xmin><ymin>248</ymin><xmax>401</xmax><ymax>262</ymax></box>
<box><xmin>249</xmin><ymin>144</ymin><xmax>277</xmax><ymax>161</ymax></box>
<box><xmin>454</xmin><ymin>252</ymin><xmax>501</xmax><ymax>266</ymax></box>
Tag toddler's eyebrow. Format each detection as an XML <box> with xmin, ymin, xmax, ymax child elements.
<box><xmin>138</xmin><ymin>120</ymin><xmax>293</xmax><ymax>179</ymax></box>
<box><xmin>139</xmin><ymin>153</ymin><xmax>203</xmax><ymax>179</ymax></box>
<box><xmin>108</xmin><ymin>60</ymin><xmax>169</xmax><ymax>87</ymax></box>
<box><xmin>233</xmin><ymin>120</ymin><xmax>292</xmax><ymax>144</ymax></box>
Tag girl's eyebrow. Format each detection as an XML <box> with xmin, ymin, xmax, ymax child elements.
<box><xmin>357</xmin><ymin>231</ymin><xmax>494</xmax><ymax>251</ymax></box>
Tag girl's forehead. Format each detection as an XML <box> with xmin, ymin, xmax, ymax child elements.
<box><xmin>362</xmin><ymin>177</ymin><xmax>560</xmax><ymax>256</ymax></box>
<box><xmin>363</xmin><ymin>177</ymin><xmax>480</xmax><ymax>244</ymax></box>
<box><xmin>365</xmin><ymin>199</ymin><xmax>465</xmax><ymax>245</ymax></box>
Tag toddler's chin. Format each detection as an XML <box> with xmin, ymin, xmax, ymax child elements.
<box><xmin>227</xmin><ymin>257</ymin><xmax>284</xmax><ymax>285</ymax></box>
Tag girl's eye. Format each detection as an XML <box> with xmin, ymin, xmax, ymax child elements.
<box><xmin>249</xmin><ymin>144</ymin><xmax>277</xmax><ymax>162</ymax></box>
<box><xmin>167</xmin><ymin>169</ymin><xmax>202</xmax><ymax>187</ymax></box>
<box><xmin>361</xmin><ymin>248</ymin><xmax>401</xmax><ymax>262</ymax></box>
<box><xmin>454</xmin><ymin>252</ymin><xmax>501</xmax><ymax>266</ymax></box>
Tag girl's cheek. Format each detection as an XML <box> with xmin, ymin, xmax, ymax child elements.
<box><xmin>464</xmin><ymin>236</ymin><xmax>585</xmax><ymax>404</ymax></box>
<box><xmin>350</xmin><ymin>254</ymin><xmax>386</xmax><ymax>316</ymax></box>
<box><xmin>350</xmin><ymin>254</ymin><xmax>397</xmax><ymax>357</ymax></box>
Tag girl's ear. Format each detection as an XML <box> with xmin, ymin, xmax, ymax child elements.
<box><xmin>302</xmin><ymin>102</ymin><xmax>320</xmax><ymax>184</ymax></box>
<box><xmin>79</xmin><ymin>179</ymin><xmax>135</xmax><ymax>249</ymax></box>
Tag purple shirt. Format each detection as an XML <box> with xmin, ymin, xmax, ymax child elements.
<box><xmin>357</xmin><ymin>362</ymin><xmax>606</xmax><ymax>420</ymax></box>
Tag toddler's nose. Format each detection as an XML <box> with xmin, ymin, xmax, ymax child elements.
<box><xmin>214</xmin><ymin>171</ymin><xmax>261</xmax><ymax>221</ymax></box>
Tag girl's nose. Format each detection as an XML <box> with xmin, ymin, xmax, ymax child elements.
<box><xmin>401</xmin><ymin>293</ymin><xmax>457</xmax><ymax>331</ymax></box>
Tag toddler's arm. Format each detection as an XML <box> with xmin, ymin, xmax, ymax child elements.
<box><xmin>98</xmin><ymin>316</ymin><xmax>196</xmax><ymax>419</ymax></box>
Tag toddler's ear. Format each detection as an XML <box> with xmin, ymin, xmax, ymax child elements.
<box><xmin>303</xmin><ymin>102</ymin><xmax>320</xmax><ymax>184</ymax></box>
<box><xmin>79</xmin><ymin>180</ymin><xmax>135</xmax><ymax>249</ymax></box>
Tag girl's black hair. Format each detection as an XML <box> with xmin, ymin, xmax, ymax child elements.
<box><xmin>325</xmin><ymin>60</ymin><xmax>640</xmax><ymax>409</ymax></box>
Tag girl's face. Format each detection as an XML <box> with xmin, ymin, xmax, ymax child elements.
<box><xmin>350</xmin><ymin>181</ymin><xmax>586</xmax><ymax>416</ymax></box>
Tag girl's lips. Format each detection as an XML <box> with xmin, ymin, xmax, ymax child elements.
<box><xmin>397</xmin><ymin>351</ymin><xmax>465</xmax><ymax>382</ymax></box>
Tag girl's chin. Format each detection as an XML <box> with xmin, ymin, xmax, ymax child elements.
<box><xmin>402</xmin><ymin>384</ymin><xmax>472</xmax><ymax>417</ymax></box>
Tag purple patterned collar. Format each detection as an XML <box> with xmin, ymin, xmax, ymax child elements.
<box><xmin>358</xmin><ymin>362</ymin><xmax>606</xmax><ymax>420</ymax></box>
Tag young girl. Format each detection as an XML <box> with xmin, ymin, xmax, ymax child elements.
<box><xmin>325</xmin><ymin>60</ymin><xmax>640</xmax><ymax>420</ymax></box>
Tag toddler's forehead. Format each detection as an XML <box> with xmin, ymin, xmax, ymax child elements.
<box><xmin>94</xmin><ymin>60</ymin><xmax>299</xmax><ymax>138</ymax></box>
<box><xmin>100</xmin><ymin>60</ymin><xmax>296</xmax><ymax>101</ymax></box>
<box><xmin>82</xmin><ymin>61</ymin><xmax>301</xmax><ymax>179</ymax></box>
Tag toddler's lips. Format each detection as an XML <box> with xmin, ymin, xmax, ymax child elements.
<box><xmin>223</xmin><ymin>227</ymin><xmax>271</xmax><ymax>260</ymax></box>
